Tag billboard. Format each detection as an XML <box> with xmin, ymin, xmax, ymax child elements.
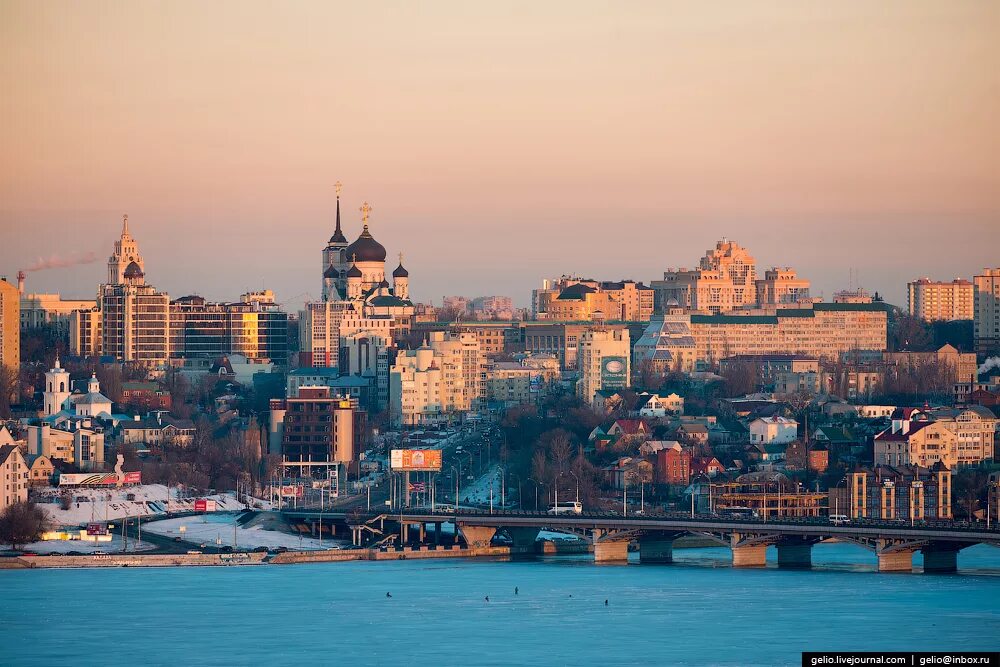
<box><xmin>600</xmin><ymin>356</ymin><xmax>628</xmax><ymax>389</ymax></box>
<box><xmin>86</xmin><ymin>522</ymin><xmax>108</xmax><ymax>536</ymax></box>
<box><xmin>278</xmin><ymin>485</ymin><xmax>304</xmax><ymax>498</ymax></box>
<box><xmin>59</xmin><ymin>472</ymin><xmax>142</xmax><ymax>487</ymax></box>
<box><xmin>390</xmin><ymin>449</ymin><xmax>443</xmax><ymax>472</ymax></box>
<box><xmin>194</xmin><ymin>499</ymin><xmax>218</xmax><ymax>512</ymax></box>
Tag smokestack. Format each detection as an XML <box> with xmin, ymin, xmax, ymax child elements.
<box><xmin>17</xmin><ymin>270</ymin><xmax>25</xmax><ymax>295</ymax></box>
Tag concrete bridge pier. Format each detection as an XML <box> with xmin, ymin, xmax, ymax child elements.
<box><xmin>457</xmin><ymin>524</ymin><xmax>497</xmax><ymax>549</ymax></box>
<box><xmin>921</xmin><ymin>546</ymin><xmax>959</xmax><ymax>573</ymax></box>
<box><xmin>776</xmin><ymin>540</ymin><xmax>813</xmax><ymax>569</ymax></box>
<box><xmin>507</xmin><ymin>527</ymin><xmax>541</xmax><ymax>555</ymax></box>
<box><xmin>876</xmin><ymin>550</ymin><xmax>914</xmax><ymax>573</ymax></box>
<box><xmin>731</xmin><ymin>545</ymin><xmax>767</xmax><ymax>567</ymax></box>
<box><xmin>593</xmin><ymin>540</ymin><xmax>630</xmax><ymax>563</ymax></box>
<box><xmin>638</xmin><ymin>535</ymin><xmax>676</xmax><ymax>564</ymax></box>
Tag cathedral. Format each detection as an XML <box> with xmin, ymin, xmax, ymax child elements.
<box><xmin>320</xmin><ymin>186</ymin><xmax>414</xmax><ymax>317</ymax></box>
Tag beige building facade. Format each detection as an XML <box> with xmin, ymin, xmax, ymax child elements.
<box><xmin>975</xmin><ymin>268</ymin><xmax>1000</xmax><ymax>356</ymax></box>
<box><xmin>908</xmin><ymin>278</ymin><xmax>974</xmax><ymax>322</ymax></box>
<box><xmin>389</xmin><ymin>331</ymin><xmax>485</xmax><ymax>426</ymax></box>
<box><xmin>755</xmin><ymin>268</ymin><xmax>812</xmax><ymax>306</ymax></box>
<box><xmin>0</xmin><ymin>445</ymin><xmax>28</xmax><ymax>512</ymax></box>
<box><xmin>635</xmin><ymin>303</ymin><xmax>888</xmax><ymax>373</ymax></box>
<box><xmin>577</xmin><ymin>328</ymin><xmax>631</xmax><ymax>404</ymax></box>
<box><xmin>0</xmin><ymin>276</ymin><xmax>19</xmax><ymax>377</ymax></box>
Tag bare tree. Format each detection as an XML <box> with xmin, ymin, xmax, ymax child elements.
<box><xmin>0</xmin><ymin>364</ymin><xmax>18</xmax><ymax>418</ymax></box>
<box><xmin>0</xmin><ymin>501</ymin><xmax>51</xmax><ymax>550</ymax></box>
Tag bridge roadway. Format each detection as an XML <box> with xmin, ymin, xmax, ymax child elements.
<box><xmin>282</xmin><ymin>508</ymin><xmax>1000</xmax><ymax>573</ymax></box>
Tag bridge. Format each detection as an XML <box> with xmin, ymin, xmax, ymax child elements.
<box><xmin>282</xmin><ymin>508</ymin><xmax>1000</xmax><ymax>573</ymax></box>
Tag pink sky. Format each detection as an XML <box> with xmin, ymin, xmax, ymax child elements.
<box><xmin>1</xmin><ymin>1</ymin><xmax>998</xmax><ymax>308</ymax></box>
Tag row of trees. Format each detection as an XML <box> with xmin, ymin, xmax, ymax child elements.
<box><xmin>119</xmin><ymin>416</ymin><xmax>275</xmax><ymax>493</ymax></box>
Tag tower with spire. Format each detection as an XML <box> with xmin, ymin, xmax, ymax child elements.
<box><xmin>43</xmin><ymin>356</ymin><xmax>71</xmax><ymax>416</ymax></box>
<box><xmin>108</xmin><ymin>214</ymin><xmax>145</xmax><ymax>284</ymax></box>
<box><xmin>323</xmin><ymin>181</ymin><xmax>349</xmax><ymax>296</ymax></box>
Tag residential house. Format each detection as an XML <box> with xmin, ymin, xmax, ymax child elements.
<box><xmin>635</xmin><ymin>392</ymin><xmax>684</xmax><ymax>418</ymax></box>
<box><xmin>691</xmin><ymin>456</ymin><xmax>725</xmax><ymax>477</ymax></box>
<box><xmin>604</xmin><ymin>456</ymin><xmax>655</xmax><ymax>491</ymax></box>
<box><xmin>676</xmin><ymin>422</ymin><xmax>709</xmax><ymax>447</ymax></box>
<box><xmin>121</xmin><ymin>381</ymin><xmax>172</xmax><ymax>410</ymax></box>
<box><xmin>120</xmin><ymin>415</ymin><xmax>197</xmax><ymax>448</ymax></box>
<box><xmin>593</xmin><ymin>389</ymin><xmax>625</xmax><ymax>414</ymax></box>
<box><xmin>654</xmin><ymin>443</ymin><xmax>691</xmax><ymax>485</ymax></box>
<box><xmin>26</xmin><ymin>455</ymin><xmax>54</xmax><ymax>487</ymax></box>
<box><xmin>0</xmin><ymin>445</ymin><xmax>28</xmax><ymax>511</ymax></box>
<box><xmin>749</xmin><ymin>416</ymin><xmax>798</xmax><ymax>445</ymax></box>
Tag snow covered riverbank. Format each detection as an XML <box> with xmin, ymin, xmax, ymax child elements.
<box><xmin>142</xmin><ymin>514</ymin><xmax>350</xmax><ymax>551</ymax></box>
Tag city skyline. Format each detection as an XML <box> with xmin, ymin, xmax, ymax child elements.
<box><xmin>3</xmin><ymin>1</ymin><xmax>999</xmax><ymax>307</ymax></box>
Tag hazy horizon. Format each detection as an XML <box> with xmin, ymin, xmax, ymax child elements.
<box><xmin>2</xmin><ymin>1</ymin><xmax>998</xmax><ymax>309</ymax></box>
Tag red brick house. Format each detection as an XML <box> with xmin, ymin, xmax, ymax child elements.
<box><xmin>691</xmin><ymin>456</ymin><xmax>724</xmax><ymax>477</ymax></box>
<box><xmin>655</xmin><ymin>443</ymin><xmax>692</xmax><ymax>485</ymax></box>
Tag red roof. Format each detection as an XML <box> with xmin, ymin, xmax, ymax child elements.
<box><xmin>612</xmin><ymin>419</ymin><xmax>649</xmax><ymax>435</ymax></box>
<box><xmin>875</xmin><ymin>421</ymin><xmax>933</xmax><ymax>441</ymax></box>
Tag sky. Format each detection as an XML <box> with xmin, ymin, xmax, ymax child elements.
<box><xmin>1</xmin><ymin>1</ymin><xmax>998</xmax><ymax>310</ymax></box>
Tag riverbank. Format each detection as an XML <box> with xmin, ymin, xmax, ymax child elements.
<box><xmin>0</xmin><ymin>544</ymin><xmax>514</xmax><ymax>569</ymax></box>
<box><xmin>0</xmin><ymin>534</ymin><xmax>798</xmax><ymax>569</ymax></box>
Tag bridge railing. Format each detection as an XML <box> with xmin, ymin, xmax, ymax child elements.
<box><xmin>356</xmin><ymin>507</ymin><xmax>1000</xmax><ymax>535</ymax></box>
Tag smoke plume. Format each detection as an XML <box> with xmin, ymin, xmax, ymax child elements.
<box><xmin>979</xmin><ymin>357</ymin><xmax>1000</xmax><ymax>376</ymax></box>
<box><xmin>22</xmin><ymin>251</ymin><xmax>99</xmax><ymax>273</ymax></box>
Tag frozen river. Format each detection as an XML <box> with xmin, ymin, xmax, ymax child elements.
<box><xmin>2</xmin><ymin>542</ymin><xmax>999</xmax><ymax>666</ymax></box>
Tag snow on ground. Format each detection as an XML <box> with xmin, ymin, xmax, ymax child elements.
<box><xmin>33</xmin><ymin>484</ymin><xmax>271</xmax><ymax>527</ymax></box>
<box><xmin>143</xmin><ymin>514</ymin><xmax>349</xmax><ymax>551</ymax></box>
<box><xmin>21</xmin><ymin>534</ymin><xmax>157</xmax><ymax>554</ymax></box>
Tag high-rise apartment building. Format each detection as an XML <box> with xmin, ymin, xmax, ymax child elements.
<box><xmin>576</xmin><ymin>328</ymin><xmax>631</xmax><ymax>404</ymax></box>
<box><xmin>533</xmin><ymin>277</ymin><xmax>653</xmax><ymax>322</ymax></box>
<box><xmin>974</xmin><ymin>268</ymin><xmax>1000</xmax><ymax>356</ymax></box>
<box><xmin>16</xmin><ymin>272</ymin><xmax>96</xmax><ymax>331</ymax></box>
<box><xmin>908</xmin><ymin>278</ymin><xmax>974</xmax><ymax>322</ymax></box>
<box><xmin>0</xmin><ymin>276</ymin><xmax>19</xmax><ymax>375</ymax></box>
<box><xmin>71</xmin><ymin>217</ymin><xmax>287</xmax><ymax>366</ymax></box>
<box><xmin>274</xmin><ymin>386</ymin><xmax>362</xmax><ymax>465</ymax></box>
<box><xmin>169</xmin><ymin>292</ymin><xmax>287</xmax><ymax>365</ymax></box>
<box><xmin>755</xmin><ymin>268</ymin><xmax>812</xmax><ymax>306</ymax></box>
<box><xmin>389</xmin><ymin>331</ymin><xmax>485</xmax><ymax>426</ymax></box>
<box><xmin>652</xmin><ymin>240</ymin><xmax>758</xmax><ymax>314</ymax></box>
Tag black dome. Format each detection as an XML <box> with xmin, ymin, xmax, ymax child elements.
<box><xmin>323</xmin><ymin>265</ymin><xmax>338</xmax><ymax>279</ymax></box>
<box><xmin>392</xmin><ymin>263</ymin><xmax>409</xmax><ymax>278</ymax></box>
<box><xmin>123</xmin><ymin>261</ymin><xmax>144</xmax><ymax>278</ymax></box>
<box><xmin>346</xmin><ymin>263</ymin><xmax>363</xmax><ymax>278</ymax></box>
<box><xmin>345</xmin><ymin>225</ymin><xmax>386</xmax><ymax>263</ymax></box>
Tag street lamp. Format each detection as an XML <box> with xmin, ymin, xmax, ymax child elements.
<box><xmin>511</xmin><ymin>473</ymin><xmax>522</xmax><ymax>510</ymax></box>
<box><xmin>568</xmin><ymin>471</ymin><xmax>580</xmax><ymax>504</ymax></box>
<box><xmin>449</xmin><ymin>466</ymin><xmax>460</xmax><ymax>506</ymax></box>
<box><xmin>623</xmin><ymin>472</ymin><xmax>629</xmax><ymax>517</ymax></box>
<box><xmin>527</xmin><ymin>477</ymin><xmax>541</xmax><ymax>512</ymax></box>
<box><xmin>988</xmin><ymin>481</ymin><xmax>998</xmax><ymax>530</ymax></box>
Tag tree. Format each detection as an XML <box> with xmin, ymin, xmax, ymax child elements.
<box><xmin>888</xmin><ymin>311</ymin><xmax>933</xmax><ymax>352</ymax></box>
<box><xmin>0</xmin><ymin>364</ymin><xmax>17</xmax><ymax>418</ymax></box>
<box><xmin>719</xmin><ymin>361</ymin><xmax>759</xmax><ymax>398</ymax></box>
<box><xmin>0</xmin><ymin>501</ymin><xmax>50</xmax><ymax>550</ymax></box>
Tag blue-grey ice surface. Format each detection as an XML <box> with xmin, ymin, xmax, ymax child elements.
<box><xmin>2</xmin><ymin>542</ymin><xmax>998</xmax><ymax>666</ymax></box>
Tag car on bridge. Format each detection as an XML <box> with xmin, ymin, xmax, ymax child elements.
<box><xmin>548</xmin><ymin>501</ymin><xmax>583</xmax><ymax>515</ymax></box>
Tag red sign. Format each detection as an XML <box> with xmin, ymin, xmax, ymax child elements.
<box><xmin>86</xmin><ymin>523</ymin><xmax>107</xmax><ymax>536</ymax></box>
<box><xmin>194</xmin><ymin>499</ymin><xmax>207</xmax><ymax>511</ymax></box>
